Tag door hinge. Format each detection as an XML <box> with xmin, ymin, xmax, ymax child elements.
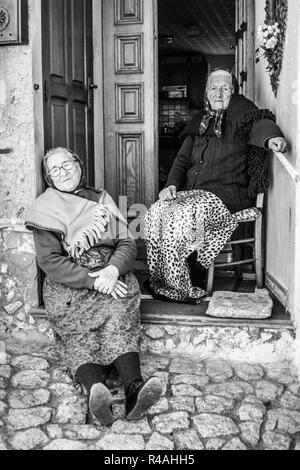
<box><xmin>44</xmin><ymin>80</ymin><xmax>49</xmax><ymax>103</ymax></box>
<box><xmin>236</xmin><ymin>22</ymin><xmax>247</xmax><ymax>44</ymax></box>
<box><xmin>240</xmin><ymin>70</ymin><xmax>248</xmax><ymax>87</ymax></box>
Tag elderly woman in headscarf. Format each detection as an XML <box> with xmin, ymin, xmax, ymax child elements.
<box><xmin>25</xmin><ymin>147</ymin><xmax>162</xmax><ymax>426</ymax></box>
<box><xmin>144</xmin><ymin>68</ymin><xmax>288</xmax><ymax>304</ymax></box>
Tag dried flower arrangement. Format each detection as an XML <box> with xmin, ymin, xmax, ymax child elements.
<box><xmin>256</xmin><ymin>0</ymin><xmax>288</xmax><ymax>96</ymax></box>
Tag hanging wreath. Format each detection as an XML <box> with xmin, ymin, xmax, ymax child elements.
<box><xmin>256</xmin><ymin>0</ymin><xmax>288</xmax><ymax>96</ymax></box>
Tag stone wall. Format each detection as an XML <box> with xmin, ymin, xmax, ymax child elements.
<box><xmin>2</xmin><ymin>317</ymin><xmax>296</xmax><ymax>366</ymax></box>
<box><xmin>141</xmin><ymin>324</ymin><xmax>296</xmax><ymax>365</ymax></box>
<box><xmin>0</xmin><ymin>4</ymin><xmax>36</xmax><ymax>220</ymax></box>
<box><xmin>0</xmin><ymin>0</ymin><xmax>299</xmax><ymax>359</ymax></box>
<box><xmin>0</xmin><ymin>0</ymin><xmax>39</xmax><ymax>332</ymax></box>
<box><xmin>0</xmin><ymin>225</ymin><xmax>37</xmax><ymax>335</ymax></box>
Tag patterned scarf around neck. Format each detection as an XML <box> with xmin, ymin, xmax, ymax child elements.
<box><xmin>199</xmin><ymin>107</ymin><xmax>226</xmax><ymax>139</ymax></box>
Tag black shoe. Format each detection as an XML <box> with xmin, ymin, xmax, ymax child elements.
<box><xmin>89</xmin><ymin>383</ymin><xmax>114</xmax><ymax>426</ymax></box>
<box><xmin>126</xmin><ymin>377</ymin><xmax>162</xmax><ymax>420</ymax></box>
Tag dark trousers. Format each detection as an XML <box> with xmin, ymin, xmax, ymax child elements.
<box><xmin>75</xmin><ymin>352</ymin><xmax>142</xmax><ymax>394</ymax></box>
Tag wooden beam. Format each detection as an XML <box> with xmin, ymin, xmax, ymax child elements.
<box><xmin>246</xmin><ymin>0</ymin><xmax>255</xmax><ymax>100</ymax></box>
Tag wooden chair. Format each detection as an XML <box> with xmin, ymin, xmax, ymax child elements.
<box><xmin>206</xmin><ymin>194</ymin><xmax>264</xmax><ymax>295</ymax></box>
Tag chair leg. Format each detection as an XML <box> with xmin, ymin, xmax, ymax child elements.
<box><xmin>206</xmin><ymin>263</ymin><xmax>215</xmax><ymax>295</ymax></box>
<box><xmin>254</xmin><ymin>214</ymin><xmax>263</xmax><ymax>288</ymax></box>
<box><xmin>233</xmin><ymin>244</ymin><xmax>243</xmax><ymax>281</ymax></box>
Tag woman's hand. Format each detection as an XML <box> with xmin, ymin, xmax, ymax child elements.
<box><xmin>89</xmin><ymin>265</ymin><xmax>122</xmax><ymax>296</ymax></box>
<box><xmin>268</xmin><ymin>137</ymin><xmax>288</xmax><ymax>154</ymax></box>
<box><xmin>111</xmin><ymin>280</ymin><xmax>128</xmax><ymax>299</ymax></box>
<box><xmin>159</xmin><ymin>185</ymin><xmax>177</xmax><ymax>201</ymax></box>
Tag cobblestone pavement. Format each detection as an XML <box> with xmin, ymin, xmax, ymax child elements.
<box><xmin>1</xmin><ymin>334</ymin><xmax>300</xmax><ymax>451</ymax></box>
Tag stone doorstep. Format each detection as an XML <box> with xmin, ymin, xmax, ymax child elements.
<box><xmin>141</xmin><ymin>313</ymin><xmax>294</xmax><ymax>330</ymax></box>
<box><xmin>29</xmin><ymin>307</ymin><xmax>295</xmax><ymax>335</ymax></box>
<box><xmin>24</xmin><ymin>308</ymin><xmax>296</xmax><ymax>367</ymax></box>
<box><xmin>30</xmin><ymin>305</ymin><xmax>294</xmax><ymax>331</ymax></box>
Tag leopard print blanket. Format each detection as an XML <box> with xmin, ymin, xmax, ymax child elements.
<box><xmin>144</xmin><ymin>190</ymin><xmax>238</xmax><ymax>304</ymax></box>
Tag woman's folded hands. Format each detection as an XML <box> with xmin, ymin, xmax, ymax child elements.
<box><xmin>88</xmin><ymin>265</ymin><xmax>128</xmax><ymax>299</ymax></box>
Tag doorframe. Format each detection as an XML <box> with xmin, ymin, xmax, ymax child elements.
<box><xmin>293</xmin><ymin>86</ymin><xmax>300</xmax><ymax>323</ymax></box>
<box><xmin>235</xmin><ymin>0</ymin><xmax>256</xmax><ymax>100</ymax></box>
<box><xmin>32</xmin><ymin>0</ymin><xmax>45</xmax><ymax>198</ymax></box>
<box><xmin>153</xmin><ymin>0</ymin><xmax>159</xmax><ymax>202</ymax></box>
<box><xmin>93</xmin><ymin>0</ymin><xmax>105</xmax><ymax>189</ymax></box>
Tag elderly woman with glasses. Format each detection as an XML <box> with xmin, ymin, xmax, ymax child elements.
<box><xmin>25</xmin><ymin>147</ymin><xmax>162</xmax><ymax>426</ymax></box>
<box><xmin>144</xmin><ymin>69</ymin><xmax>288</xmax><ymax>304</ymax></box>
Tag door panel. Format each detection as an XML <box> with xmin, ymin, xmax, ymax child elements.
<box><xmin>51</xmin><ymin>100</ymin><xmax>68</xmax><ymax>147</ymax></box>
<box><xmin>117</xmin><ymin>132</ymin><xmax>145</xmax><ymax>207</ymax></box>
<box><xmin>102</xmin><ymin>0</ymin><xmax>158</xmax><ymax>212</ymax></box>
<box><xmin>73</xmin><ymin>104</ymin><xmax>88</xmax><ymax>166</ymax></box>
<box><xmin>42</xmin><ymin>0</ymin><xmax>94</xmax><ymax>185</ymax></box>
<box><xmin>71</xmin><ymin>0</ymin><xmax>85</xmax><ymax>83</ymax></box>
<box><xmin>49</xmin><ymin>0</ymin><xmax>66</xmax><ymax>78</ymax></box>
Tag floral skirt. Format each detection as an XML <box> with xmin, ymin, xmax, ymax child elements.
<box><xmin>43</xmin><ymin>246</ymin><xmax>141</xmax><ymax>377</ymax></box>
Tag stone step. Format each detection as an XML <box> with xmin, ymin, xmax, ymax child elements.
<box><xmin>28</xmin><ymin>307</ymin><xmax>295</xmax><ymax>366</ymax></box>
<box><xmin>140</xmin><ymin>320</ymin><xmax>295</xmax><ymax>365</ymax></box>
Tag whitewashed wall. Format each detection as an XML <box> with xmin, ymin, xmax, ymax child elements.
<box><xmin>254</xmin><ymin>0</ymin><xmax>300</xmax><ymax>323</ymax></box>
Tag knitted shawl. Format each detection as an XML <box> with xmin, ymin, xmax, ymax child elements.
<box><xmin>25</xmin><ymin>188</ymin><xmax>128</xmax><ymax>259</ymax></box>
<box><xmin>179</xmin><ymin>94</ymin><xmax>276</xmax><ymax>198</ymax></box>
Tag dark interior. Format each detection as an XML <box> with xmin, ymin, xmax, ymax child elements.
<box><xmin>158</xmin><ymin>0</ymin><xmax>236</xmax><ymax>189</ymax></box>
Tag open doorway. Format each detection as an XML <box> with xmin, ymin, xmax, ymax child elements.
<box><xmin>140</xmin><ymin>0</ymin><xmax>290</xmax><ymax>322</ymax></box>
<box><xmin>157</xmin><ymin>0</ymin><xmax>236</xmax><ymax>190</ymax></box>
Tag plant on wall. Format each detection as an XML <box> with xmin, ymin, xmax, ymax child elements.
<box><xmin>256</xmin><ymin>0</ymin><xmax>288</xmax><ymax>96</ymax></box>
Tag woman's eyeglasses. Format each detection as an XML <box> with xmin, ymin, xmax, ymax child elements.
<box><xmin>48</xmin><ymin>160</ymin><xmax>77</xmax><ymax>178</ymax></box>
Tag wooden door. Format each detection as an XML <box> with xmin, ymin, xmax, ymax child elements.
<box><xmin>42</xmin><ymin>0</ymin><xmax>95</xmax><ymax>185</ymax></box>
<box><xmin>102</xmin><ymin>0</ymin><xmax>158</xmax><ymax>213</ymax></box>
<box><xmin>235</xmin><ymin>0</ymin><xmax>255</xmax><ymax>100</ymax></box>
